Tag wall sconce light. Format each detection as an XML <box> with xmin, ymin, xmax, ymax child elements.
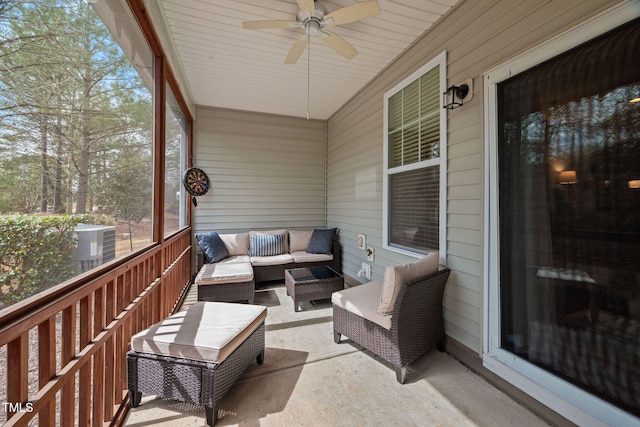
<box><xmin>443</xmin><ymin>78</ymin><xmax>473</xmax><ymax>109</ymax></box>
<box><xmin>558</xmin><ymin>170</ymin><xmax>577</xmax><ymax>185</ymax></box>
<box><xmin>628</xmin><ymin>180</ymin><xmax>640</xmax><ymax>189</ymax></box>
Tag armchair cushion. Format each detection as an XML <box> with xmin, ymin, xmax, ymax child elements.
<box><xmin>195</xmin><ymin>231</ymin><xmax>229</xmax><ymax>263</ymax></box>
<box><xmin>377</xmin><ymin>251</ymin><xmax>439</xmax><ymax>315</ymax></box>
<box><xmin>332</xmin><ymin>281</ymin><xmax>392</xmax><ymax>330</ymax></box>
<box><xmin>306</xmin><ymin>228</ymin><xmax>337</xmax><ymax>254</ymax></box>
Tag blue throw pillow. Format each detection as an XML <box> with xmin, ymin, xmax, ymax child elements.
<box><xmin>195</xmin><ymin>231</ymin><xmax>229</xmax><ymax>263</ymax></box>
<box><xmin>306</xmin><ymin>228</ymin><xmax>337</xmax><ymax>254</ymax></box>
<box><xmin>249</xmin><ymin>234</ymin><xmax>285</xmax><ymax>257</ymax></box>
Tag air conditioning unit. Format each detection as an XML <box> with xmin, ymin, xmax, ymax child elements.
<box><xmin>71</xmin><ymin>224</ymin><xmax>117</xmax><ymax>274</ymax></box>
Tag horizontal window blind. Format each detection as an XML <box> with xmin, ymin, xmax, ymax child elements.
<box><xmin>388</xmin><ymin>165</ymin><xmax>440</xmax><ymax>253</ymax></box>
<box><xmin>388</xmin><ymin>66</ymin><xmax>440</xmax><ymax>168</ymax></box>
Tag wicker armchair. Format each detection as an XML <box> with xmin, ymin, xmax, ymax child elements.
<box><xmin>332</xmin><ymin>268</ymin><xmax>451</xmax><ymax>383</ymax></box>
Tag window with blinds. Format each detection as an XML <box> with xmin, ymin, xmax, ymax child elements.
<box><xmin>389</xmin><ymin>166</ymin><xmax>440</xmax><ymax>252</ymax></box>
<box><xmin>383</xmin><ymin>53</ymin><xmax>445</xmax><ymax>255</ymax></box>
<box><xmin>388</xmin><ymin>67</ymin><xmax>440</xmax><ymax>169</ymax></box>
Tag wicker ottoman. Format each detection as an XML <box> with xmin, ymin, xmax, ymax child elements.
<box><xmin>127</xmin><ymin>301</ymin><xmax>267</xmax><ymax>426</ymax></box>
<box><xmin>195</xmin><ymin>262</ymin><xmax>255</xmax><ymax>303</ymax></box>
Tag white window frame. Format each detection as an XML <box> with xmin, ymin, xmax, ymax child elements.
<box><xmin>383</xmin><ymin>50</ymin><xmax>447</xmax><ymax>260</ymax></box>
<box><xmin>483</xmin><ymin>3</ymin><xmax>640</xmax><ymax>426</ymax></box>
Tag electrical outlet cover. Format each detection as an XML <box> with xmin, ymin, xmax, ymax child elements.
<box><xmin>358</xmin><ymin>234</ymin><xmax>366</xmax><ymax>250</ymax></box>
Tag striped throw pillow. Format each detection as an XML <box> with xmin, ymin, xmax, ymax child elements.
<box><xmin>249</xmin><ymin>234</ymin><xmax>285</xmax><ymax>257</ymax></box>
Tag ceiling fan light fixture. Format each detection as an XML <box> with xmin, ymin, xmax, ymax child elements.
<box><xmin>306</xmin><ymin>19</ymin><xmax>321</xmax><ymax>35</ymax></box>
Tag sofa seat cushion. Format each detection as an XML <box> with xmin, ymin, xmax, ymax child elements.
<box><xmin>131</xmin><ymin>301</ymin><xmax>267</xmax><ymax>363</ymax></box>
<box><xmin>378</xmin><ymin>251</ymin><xmax>439</xmax><ymax>315</ymax></box>
<box><xmin>332</xmin><ymin>281</ymin><xmax>392</xmax><ymax>330</ymax></box>
<box><xmin>290</xmin><ymin>251</ymin><xmax>333</xmax><ymax>264</ymax></box>
<box><xmin>195</xmin><ymin>262</ymin><xmax>254</xmax><ymax>285</ymax></box>
<box><xmin>250</xmin><ymin>253</ymin><xmax>294</xmax><ymax>266</ymax></box>
<box><xmin>216</xmin><ymin>255</ymin><xmax>251</xmax><ymax>265</ymax></box>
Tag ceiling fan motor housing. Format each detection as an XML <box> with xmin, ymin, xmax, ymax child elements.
<box><xmin>297</xmin><ymin>2</ymin><xmax>327</xmax><ymax>34</ymax></box>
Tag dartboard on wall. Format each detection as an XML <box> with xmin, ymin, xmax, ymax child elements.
<box><xmin>182</xmin><ymin>167</ymin><xmax>210</xmax><ymax>206</ymax></box>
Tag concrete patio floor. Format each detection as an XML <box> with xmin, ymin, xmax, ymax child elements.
<box><xmin>124</xmin><ymin>283</ymin><xmax>554</xmax><ymax>427</ymax></box>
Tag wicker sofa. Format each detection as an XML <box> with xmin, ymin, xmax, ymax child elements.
<box><xmin>332</xmin><ymin>252</ymin><xmax>450</xmax><ymax>383</ymax></box>
<box><xmin>195</xmin><ymin>228</ymin><xmax>341</xmax><ymax>285</ymax></box>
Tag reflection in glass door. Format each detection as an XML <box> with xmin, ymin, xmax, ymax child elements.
<box><xmin>497</xmin><ymin>19</ymin><xmax>640</xmax><ymax>416</ymax></box>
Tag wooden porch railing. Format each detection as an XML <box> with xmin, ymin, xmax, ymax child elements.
<box><xmin>0</xmin><ymin>228</ymin><xmax>193</xmax><ymax>426</ymax></box>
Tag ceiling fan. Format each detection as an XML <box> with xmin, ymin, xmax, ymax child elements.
<box><xmin>242</xmin><ymin>0</ymin><xmax>381</xmax><ymax>64</ymax></box>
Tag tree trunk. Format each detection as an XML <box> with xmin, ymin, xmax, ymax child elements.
<box><xmin>66</xmin><ymin>155</ymin><xmax>73</xmax><ymax>214</ymax></box>
<box><xmin>76</xmin><ymin>135</ymin><xmax>89</xmax><ymax>214</ymax></box>
<box><xmin>75</xmin><ymin>80</ymin><xmax>92</xmax><ymax>214</ymax></box>
<box><xmin>40</xmin><ymin>120</ymin><xmax>49</xmax><ymax>213</ymax></box>
<box><xmin>53</xmin><ymin>112</ymin><xmax>65</xmax><ymax>213</ymax></box>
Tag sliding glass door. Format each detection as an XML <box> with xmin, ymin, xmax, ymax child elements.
<box><xmin>496</xmin><ymin>18</ymin><xmax>639</xmax><ymax>417</ymax></box>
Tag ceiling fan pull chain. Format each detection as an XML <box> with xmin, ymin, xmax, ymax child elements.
<box><xmin>307</xmin><ymin>28</ymin><xmax>311</xmax><ymax>120</ymax></box>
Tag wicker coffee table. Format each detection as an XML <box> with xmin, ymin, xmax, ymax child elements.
<box><xmin>285</xmin><ymin>266</ymin><xmax>344</xmax><ymax>312</ymax></box>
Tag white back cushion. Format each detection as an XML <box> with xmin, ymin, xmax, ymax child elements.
<box><xmin>377</xmin><ymin>251</ymin><xmax>439</xmax><ymax>315</ymax></box>
<box><xmin>289</xmin><ymin>229</ymin><xmax>314</xmax><ymax>252</ymax></box>
<box><xmin>219</xmin><ymin>233</ymin><xmax>250</xmax><ymax>256</ymax></box>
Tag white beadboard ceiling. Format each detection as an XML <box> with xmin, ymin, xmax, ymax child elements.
<box><xmin>153</xmin><ymin>0</ymin><xmax>460</xmax><ymax>120</ymax></box>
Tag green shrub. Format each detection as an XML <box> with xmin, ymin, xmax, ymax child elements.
<box><xmin>0</xmin><ymin>214</ymin><xmax>110</xmax><ymax>309</ymax></box>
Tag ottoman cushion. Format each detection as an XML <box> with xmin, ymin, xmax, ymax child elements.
<box><xmin>195</xmin><ymin>262</ymin><xmax>254</xmax><ymax>285</ymax></box>
<box><xmin>131</xmin><ymin>301</ymin><xmax>267</xmax><ymax>363</ymax></box>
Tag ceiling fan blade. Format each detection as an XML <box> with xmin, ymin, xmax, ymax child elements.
<box><xmin>242</xmin><ymin>20</ymin><xmax>299</xmax><ymax>30</ymax></box>
<box><xmin>296</xmin><ymin>0</ymin><xmax>315</xmax><ymax>16</ymax></box>
<box><xmin>323</xmin><ymin>0</ymin><xmax>381</xmax><ymax>26</ymax></box>
<box><xmin>320</xmin><ymin>29</ymin><xmax>358</xmax><ymax>60</ymax></box>
<box><xmin>285</xmin><ymin>34</ymin><xmax>309</xmax><ymax>64</ymax></box>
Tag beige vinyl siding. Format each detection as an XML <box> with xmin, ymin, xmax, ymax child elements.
<box><xmin>193</xmin><ymin>106</ymin><xmax>327</xmax><ymax>234</ymax></box>
<box><xmin>327</xmin><ymin>0</ymin><xmax>620</xmax><ymax>353</ymax></box>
